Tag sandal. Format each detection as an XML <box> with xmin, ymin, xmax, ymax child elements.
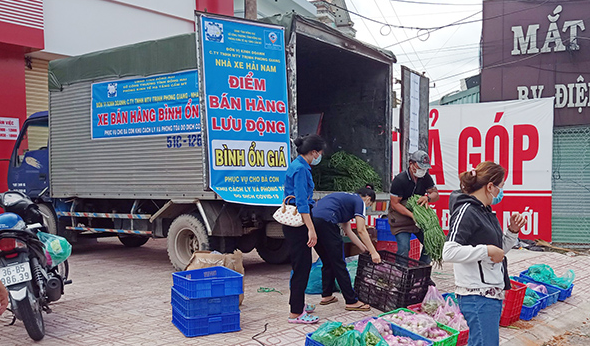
<box><xmin>288</xmin><ymin>311</ymin><xmax>319</xmax><ymax>324</ymax></box>
<box><xmin>319</xmin><ymin>296</ymin><xmax>338</xmax><ymax>305</ymax></box>
<box><xmin>345</xmin><ymin>303</ymin><xmax>371</xmax><ymax>311</ymax></box>
<box><xmin>305</xmin><ymin>304</ymin><xmax>316</xmax><ymax>313</ymax></box>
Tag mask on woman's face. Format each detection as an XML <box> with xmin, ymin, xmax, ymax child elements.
<box><xmin>491</xmin><ymin>185</ymin><xmax>504</xmax><ymax>205</ymax></box>
<box><xmin>311</xmin><ymin>153</ymin><xmax>322</xmax><ymax>166</ymax></box>
<box><xmin>414</xmin><ymin>167</ymin><xmax>427</xmax><ymax>178</ymax></box>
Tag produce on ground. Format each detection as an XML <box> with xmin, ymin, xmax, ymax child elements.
<box><xmin>312</xmin><ymin>151</ymin><xmax>383</xmax><ymax>191</ymax></box>
<box><xmin>406</xmin><ymin>195</ymin><xmax>445</xmax><ymax>267</ymax></box>
<box><xmin>526</xmin><ymin>264</ymin><xmax>575</xmax><ymax>289</ymax></box>
<box><xmin>312</xmin><ymin>318</ymin><xmax>430</xmax><ymax>346</ymax></box>
<box><xmin>418</xmin><ymin>286</ymin><xmax>468</xmax><ymax>331</ymax></box>
<box><xmin>381</xmin><ymin>310</ymin><xmax>450</xmax><ymax>341</ymax></box>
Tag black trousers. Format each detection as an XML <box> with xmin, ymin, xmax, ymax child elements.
<box><xmin>313</xmin><ymin>217</ymin><xmax>358</xmax><ymax>305</ymax></box>
<box><xmin>283</xmin><ymin>223</ymin><xmax>312</xmax><ymax>315</ymax></box>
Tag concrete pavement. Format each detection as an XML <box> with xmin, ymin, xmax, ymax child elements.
<box><xmin>0</xmin><ymin>237</ymin><xmax>588</xmax><ymax>345</ymax></box>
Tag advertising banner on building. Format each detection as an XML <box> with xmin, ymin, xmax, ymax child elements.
<box><xmin>199</xmin><ymin>14</ymin><xmax>290</xmax><ymax>206</ymax></box>
<box><xmin>481</xmin><ymin>1</ymin><xmax>590</xmax><ymax>126</ymax></box>
<box><xmin>91</xmin><ymin>70</ymin><xmax>201</xmax><ymax>139</ymax></box>
<box><xmin>428</xmin><ymin>98</ymin><xmax>554</xmax><ymax>241</ymax></box>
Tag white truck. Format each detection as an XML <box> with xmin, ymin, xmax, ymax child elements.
<box><xmin>8</xmin><ymin>13</ymin><xmax>396</xmax><ymax>270</ymax></box>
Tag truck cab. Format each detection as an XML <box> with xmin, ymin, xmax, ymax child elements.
<box><xmin>7</xmin><ymin>111</ymin><xmax>50</xmax><ymax>202</ymax></box>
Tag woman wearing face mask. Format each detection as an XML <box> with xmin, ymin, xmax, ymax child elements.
<box><xmin>311</xmin><ymin>185</ymin><xmax>382</xmax><ymax>311</ymax></box>
<box><xmin>443</xmin><ymin>161</ymin><xmax>526</xmax><ymax>346</ymax></box>
<box><xmin>283</xmin><ymin>134</ymin><xmax>325</xmax><ymax>324</ymax></box>
<box><xmin>389</xmin><ymin>150</ymin><xmax>439</xmax><ymax>264</ymax></box>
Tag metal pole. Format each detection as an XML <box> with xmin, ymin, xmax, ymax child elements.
<box><xmin>244</xmin><ymin>0</ymin><xmax>257</xmax><ymax>20</ymax></box>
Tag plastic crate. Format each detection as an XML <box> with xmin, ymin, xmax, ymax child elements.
<box><xmin>519</xmin><ymin>299</ymin><xmax>541</xmax><ymax>321</ymax></box>
<box><xmin>375</xmin><ymin>238</ymin><xmax>421</xmax><ymax>260</ymax></box>
<box><xmin>379</xmin><ymin>308</ymin><xmax>459</xmax><ymax>346</ymax></box>
<box><xmin>355</xmin><ymin>250</ymin><xmax>432</xmax><ymax>312</ymax></box>
<box><xmin>519</xmin><ymin>270</ymin><xmax>574</xmax><ymax>301</ymax></box>
<box><xmin>500</xmin><ymin>280</ymin><xmax>526</xmax><ymax>327</ymax></box>
<box><xmin>171</xmin><ymin>286</ymin><xmax>239</xmax><ymax>317</ymax></box>
<box><xmin>172</xmin><ymin>266</ymin><xmax>243</xmax><ymax>299</ymax></box>
<box><xmin>305</xmin><ymin>333</ymin><xmax>323</xmax><ymax>346</ymax></box>
<box><xmin>511</xmin><ymin>275</ymin><xmax>559</xmax><ymax>307</ymax></box>
<box><xmin>305</xmin><ymin>318</ymin><xmax>434</xmax><ymax>346</ymax></box>
<box><xmin>172</xmin><ymin>308</ymin><xmax>240</xmax><ymax>337</ymax></box>
<box><xmin>405</xmin><ymin>301</ymin><xmax>469</xmax><ymax>346</ymax></box>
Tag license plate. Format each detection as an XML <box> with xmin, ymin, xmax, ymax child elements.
<box><xmin>0</xmin><ymin>262</ymin><xmax>32</xmax><ymax>287</ymax></box>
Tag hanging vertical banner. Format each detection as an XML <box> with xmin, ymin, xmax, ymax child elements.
<box><xmin>428</xmin><ymin>98</ymin><xmax>554</xmax><ymax>241</ymax></box>
<box><xmin>199</xmin><ymin>14</ymin><xmax>290</xmax><ymax>206</ymax></box>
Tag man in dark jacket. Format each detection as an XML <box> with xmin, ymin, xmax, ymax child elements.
<box><xmin>389</xmin><ymin>150</ymin><xmax>439</xmax><ymax>263</ymax></box>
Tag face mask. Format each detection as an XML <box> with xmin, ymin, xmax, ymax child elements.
<box><xmin>491</xmin><ymin>186</ymin><xmax>504</xmax><ymax>205</ymax></box>
<box><xmin>311</xmin><ymin>153</ymin><xmax>322</xmax><ymax>166</ymax></box>
<box><xmin>414</xmin><ymin>168</ymin><xmax>427</xmax><ymax>178</ymax></box>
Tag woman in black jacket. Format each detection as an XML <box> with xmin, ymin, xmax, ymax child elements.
<box><xmin>443</xmin><ymin>161</ymin><xmax>526</xmax><ymax>346</ymax></box>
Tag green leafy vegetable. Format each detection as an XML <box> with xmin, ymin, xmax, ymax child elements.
<box><xmin>406</xmin><ymin>195</ymin><xmax>446</xmax><ymax>267</ymax></box>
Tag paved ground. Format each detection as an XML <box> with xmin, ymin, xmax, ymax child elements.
<box><xmin>0</xmin><ymin>237</ymin><xmax>588</xmax><ymax>346</ymax></box>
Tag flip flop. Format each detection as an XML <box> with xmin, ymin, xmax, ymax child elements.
<box><xmin>288</xmin><ymin>311</ymin><xmax>319</xmax><ymax>324</ymax></box>
<box><xmin>305</xmin><ymin>304</ymin><xmax>316</xmax><ymax>313</ymax></box>
<box><xmin>345</xmin><ymin>303</ymin><xmax>371</xmax><ymax>311</ymax></box>
<box><xmin>319</xmin><ymin>296</ymin><xmax>338</xmax><ymax>305</ymax></box>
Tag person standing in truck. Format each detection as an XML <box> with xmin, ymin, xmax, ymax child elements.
<box><xmin>312</xmin><ymin>185</ymin><xmax>381</xmax><ymax>312</ymax></box>
<box><xmin>283</xmin><ymin>134</ymin><xmax>325</xmax><ymax>324</ymax></box>
<box><xmin>389</xmin><ymin>150</ymin><xmax>439</xmax><ymax>264</ymax></box>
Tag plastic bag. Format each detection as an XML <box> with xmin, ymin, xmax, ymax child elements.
<box><xmin>421</xmin><ymin>285</ymin><xmax>445</xmax><ymax>315</ymax></box>
<box><xmin>305</xmin><ymin>258</ymin><xmax>324</xmax><ymax>294</ymax></box>
<box><xmin>526</xmin><ymin>282</ymin><xmax>548</xmax><ymax>294</ymax></box>
<box><xmin>334</xmin><ymin>330</ymin><xmax>362</xmax><ymax>346</ymax></box>
<box><xmin>36</xmin><ymin>231</ymin><xmax>71</xmax><ymax>266</ymax></box>
<box><xmin>527</xmin><ymin>264</ymin><xmax>575</xmax><ymax>289</ymax></box>
<box><xmin>360</xmin><ymin>322</ymin><xmax>388</xmax><ymax>346</ymax></box>
<box><xmin>311</xmin><ymin>321</ymin><xmax>344</xmax><ymax>345</ymax></box>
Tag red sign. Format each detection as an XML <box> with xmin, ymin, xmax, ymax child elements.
<box><xmin>428</xmin><ymin>99</ymin><xmax>554</xmax><ymax>241</ymax></box>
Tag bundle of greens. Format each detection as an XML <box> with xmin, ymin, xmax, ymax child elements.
<box><xmin>406</xmin><ymin>195</ymin><xmax>445</xmax><ymax>268</ymax></box>
<box><xmin>312</xmin><ymin>151</ymin><xmax>383</xmax><ymax>191</ymax></box>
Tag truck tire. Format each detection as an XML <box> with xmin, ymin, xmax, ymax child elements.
<box><xmin>118</xmin><ymin>235</ymin><xmax>149</xmax><ymax>247</ymax></box>
<box><xmin>167</xmin><ymin>214</ymin><xmax>209</xmax><ymax>271</ymax></box>
<box><xmin>37</xmin><ymin>204</ymin><xmax>58</xmax><ymax>235</ymax></box>
<box><xmin>256</xmin><ymin>236</ymin><xmax>290</xmax><ymax>264</ymax></box>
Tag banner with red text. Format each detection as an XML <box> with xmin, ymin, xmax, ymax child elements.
<box><xmin>428</xmin><ymin>98</ymin><xmax>554</xmax><ymax>241</ymax></box>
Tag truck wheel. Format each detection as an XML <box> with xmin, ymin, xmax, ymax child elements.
<box><xmin>167</xmin><ymin>214</ymin><xmax>209</xmax><ymax>271</ymax></box>
<box><xmin>256</xmin><ymin>237</ymin><xmax>290</xmax><ymax>264</ymax></box>
<box><xmin>37</xmin><ymin>204</ymin><xmax>58</xmax><ymax>235</ymax></box>
<box><xmin>118</xmin><ymin>235</ymin><xmax>149</xmax><ymax>247</ymax></box>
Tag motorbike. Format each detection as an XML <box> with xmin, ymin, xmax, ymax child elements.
<box><xmin>0</xmin><ymin>191</ymin><xmax>71</xmax><ymax>340</ymax></box>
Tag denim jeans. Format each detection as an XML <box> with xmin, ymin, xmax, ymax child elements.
<box><xmin>456</xmin><ymin>294</ymin><xmax>503</xmax><ymax>346</ymax></box>
<box><xmin>394</xmin><ymin>231</ymin><xmax>431</xmax><ymax>264</ymax></box>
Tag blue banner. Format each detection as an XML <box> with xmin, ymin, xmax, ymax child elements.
<box><xmin>200</xmin><ymin>15</ymin><xmax>290</xmax><ymax>206</ymax></box>
<box><xmin>91</xmin><ymin>70</ymin><xmax>201</xmax><ymax>139</ymax></box>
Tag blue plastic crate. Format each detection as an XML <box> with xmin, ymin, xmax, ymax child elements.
<box><xmin>376</xmin><ymin>219</ymin><xmax>418</xmax><ymax>242</ymax></box>
<box><xmin>172</xmin><ymin>266</ymin><xmax>243</xmax><ymax>299</ymax></box>
<box><xmin>519</xmin><ymin>270</ymin><xmax>574</xmax><ymax>301</ymax></box>
<box><xmin>171</xmin><ymin>286</ymin><xmax>239</xmax><ymax>317</ymax></box>
<box><xmin>305</xmin><ymin>318</ymin><xmax>434</xmax><ymax>346</ymax></box>
<box><xmin>520</xmin><ymin>299</ymin><xmax>541</xmax><ymax>320</ymax></box>
<box><xmin>172</xmin><ymin>308</ymin><xmax>240</xmax><ymax>337</ymax></box>
<box><xmin>511</xmin><ymin>276</ymin><xmax>559</xmax><ymax>307</ymax></box>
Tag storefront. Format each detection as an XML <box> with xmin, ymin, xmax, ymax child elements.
<box><xmin>480</xmin><ymin>0</ymin><xmax>590</xmax><ymax>244</ymax></box>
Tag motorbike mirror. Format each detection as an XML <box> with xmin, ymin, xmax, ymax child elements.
<box><xmin>3</xmin><ymin>192</ymin><xmax>25</xmax><ymax>207</ymax></box>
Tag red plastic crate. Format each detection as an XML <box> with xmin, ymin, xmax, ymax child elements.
<box><xmin>500</xmin><ymin>280</ymin><xmax>526</xmax><ymax>327</ymax></box>
<box><xmin>376</xmin><ymin>238</ymin><xmax>421</xmax><ymax>260</ymax></box>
